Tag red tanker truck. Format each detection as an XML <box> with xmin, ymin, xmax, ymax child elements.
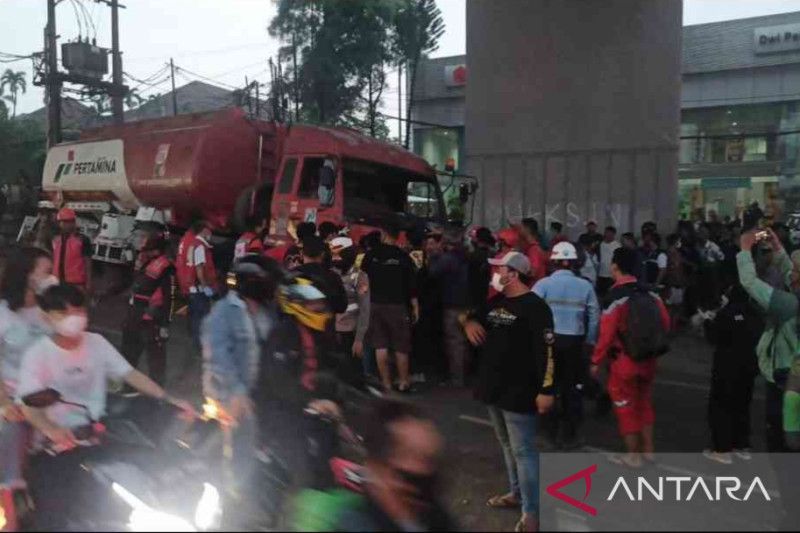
<box><xmin>33</xmin><ymin>108</ymin><xmax>450</xmax><ymax>265</ymax></box>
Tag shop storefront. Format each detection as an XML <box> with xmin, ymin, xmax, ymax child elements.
<box><xmin>412</xmin><ymin>11</ymin><xmax>800</xmax><ymax>224</ymax></box>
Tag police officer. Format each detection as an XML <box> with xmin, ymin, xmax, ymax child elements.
<box><xmin>52</xmin><ymin>207</ymin><xmax>92</xmax><ymax>294</ymax></box>
<box><xmin>121</xmin><ymin>232</ymin><xmax>175</xmax><ymax>386</ymax></box>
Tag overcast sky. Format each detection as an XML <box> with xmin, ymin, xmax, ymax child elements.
<box><xmin>2</xmin><ymin>0</ymin><xmax>800</xmax><ymax>121</ymax></box>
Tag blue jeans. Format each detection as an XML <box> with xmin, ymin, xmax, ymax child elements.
<box><xmin>188</xmin><ymin>293</ymin><xmax>212</xmax><ymax>350</ymax></box>
<box><xmin>488</xmin><ymin>406</ymin><xmax>540</xmax><ymax>515</ymax></box>
<box><xmin>0</xmin><ymin>420</ymin><xmax>31</xmax><ymax>488</ymax></box>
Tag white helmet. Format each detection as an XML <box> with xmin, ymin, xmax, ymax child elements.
<box><xmin>329</xmin><ymin>237</ymin><xmax>354</xmax><ymax>254</ymax></box>
<box><xmin>550</xmin><ymin>241</ymin><xmax>578</xmax><ymax>261</ymax></box>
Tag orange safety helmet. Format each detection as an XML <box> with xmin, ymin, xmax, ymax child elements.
<box><xmin>497</xmin><ymin>227</ymin><xmax>520</xmax><ymax>249</ymax></box>
<box><xmin>56</xmin><ymin>207</ymin><xmax>77</xmax><ymax>222</ymax></box>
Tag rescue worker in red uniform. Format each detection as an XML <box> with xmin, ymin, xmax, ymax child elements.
<box><xmin>234</xmin><ymin>216</ymin><xmax>266</xmax><ymax>261</ymax></box>
<box><xmin>176</xmin><ymin>227</ymin><xmax>196</xmax><ymax>298</ymax></box>
<box><xmin>52</xmin><ymin>208</ymin><xmax>92</xmax><ymax>294</ymax></box>
<box><xmin>121</xmin><ymin>232</ymin><xmax>175</xmax><ymax>386</ymax></box>
<box><xmin>188</xmin><ymin>220</ymin><xmax>219</xmax><ymax>349</ymax></box>
<box><xmin>590</xmin><ymin>247</ymin><xmax>670</xmax><ymax>468</ymax></box>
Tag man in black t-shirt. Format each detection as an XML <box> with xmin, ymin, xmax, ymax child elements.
<box><xmin>463</xmin><ymin>251</ymin><xmax>555</xmax><ymax>532</ymax></box>
<box><xmin>361</xmin><ymin>221</ymin><xmax>419</xmax><ymax>392</ymax></box>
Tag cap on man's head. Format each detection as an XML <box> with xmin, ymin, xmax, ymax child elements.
<box><xmin>551</xmin><ymin>241</ymin><xmax>578</xmax><ymax>261</ymax></box>
<box><xmin>488</xmin><ymin>251</ymin><xmax>531</xmax><ymax>276</ymax></box>
<box><xmin>586</xmin><ymin>220</ymin><xmax>598</xmax><ymax>227</ymax></box>
<box><xmin>57</xmin><ymin>207</ymin><xmax>76</xmax><ymax>222</ymax></box>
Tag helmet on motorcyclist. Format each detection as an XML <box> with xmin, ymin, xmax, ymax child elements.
<box><xmin>279</xmin><ymin>275</ymin><xmax>332</xmax><ymax>332</ymax></box>
<box><xmin>230</xmin><ymin>255</ymin><xmax>282</xmax><ymax>304</ymax></box>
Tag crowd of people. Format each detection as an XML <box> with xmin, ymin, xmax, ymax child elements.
<box><xmin>1</xmin><ymin>203</ymin><xmax>800</xmax><ymax>531</ymax></box>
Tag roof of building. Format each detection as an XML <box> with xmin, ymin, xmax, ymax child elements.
<box><xmin>683</xmin><ymin>11</ymin><xmax>800</xmax><ymax>74</ymax></box>
<box><xmin>415</xmin><ymin>11</ymin><xmax>800</xmax><ymax>103</ymax></box>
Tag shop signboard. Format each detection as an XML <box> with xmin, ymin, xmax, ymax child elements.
<box><xmin>701</xmin><ymin>177</ymin><xmax>751</xmax><ymax>190</ymax></box>
<box><xmin>444</xmin><ymin>64</ymin><xmax>467</xmax><ymax>87</ymax></box>
<box><xmin>754</xmin><ymin>23</ymin><xmax>800</xmax><ymax>54</ymax></box>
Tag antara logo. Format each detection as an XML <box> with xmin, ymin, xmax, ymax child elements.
<box><xmin>546</xmin><ymin>464</ymin><xmax>598</xmax><ymax>516</ymax></box>
<box><xmin>607</xmin><ymin>476</ymin><xmax>771</xmax><ymax>502</ymax></box>
<box><xmin>546</xmin><ymin>465</ymin><xmax>771</xmax><ymax>516</ymax></box>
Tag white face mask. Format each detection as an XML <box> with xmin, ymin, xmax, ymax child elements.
<box><xmin>53</xmin><ymin>314</ymin><xmax>88</xmax><ymax>338</ymax></box>
<box><xmin>34</xmin><ymin>275</ymin><xmax>59</xmax><ymax>295</ymax></box>
<box><xmin>490</xmin><ymin>272</ymin><xmax>505</xmax><ymax>293</ymax></box>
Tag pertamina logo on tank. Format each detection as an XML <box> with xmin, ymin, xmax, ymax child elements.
<box><xmin>54</xmin><ymin>149</ymin><xmax>119</xmax><ymax>183</ymax></box>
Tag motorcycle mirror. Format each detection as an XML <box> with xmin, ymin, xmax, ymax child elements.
<box><xmin>22</xmin><ymin>388</ymin><xmax>62</xmax><ymax>408</ymax></box>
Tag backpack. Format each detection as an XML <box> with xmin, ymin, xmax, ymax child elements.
<box><xmin>621</xmin><ymin>286</ymin><xmax>669</xmax><ymax>361</ymax></box>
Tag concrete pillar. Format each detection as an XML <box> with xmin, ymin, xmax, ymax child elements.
<box><xmin>465</xmin><ymin>0</ymin><xmax>682</xmax><ymax>235</ymax></box>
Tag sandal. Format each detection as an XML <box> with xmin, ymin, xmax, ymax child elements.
<box><xmin>487</xmin><ymin>493</ymin><xmax>521</xmax><ymax>509</ymax></box>
<box><xmin>608</xmin><ymin>453</ymin><xmax>643</xmax><ymax>469</ymax></box>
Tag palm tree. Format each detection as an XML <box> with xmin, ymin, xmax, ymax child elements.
<box><xmin>0</xmin><ymin>69</ymin><xmax>27</xmax><ymax>118</ymax></box>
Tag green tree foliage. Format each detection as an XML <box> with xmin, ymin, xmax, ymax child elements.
<box><xmin>0</xmin><ymin>69</ymin><xmax>28</xmax><ymax>118</ymax></box>
<box><xmin>392</xmin><ymin>0</ymin><xmax>444</xmax><ymax>148</ymax></box>
<box><xmin>269</xmin><ymin>0</ymin><xmax>443</xmax><ymax>140</ymax></box>
<box><xmin>0</xmin><ymin>111</ymin><xmax>46</xmax><ymax>187</ymax></box>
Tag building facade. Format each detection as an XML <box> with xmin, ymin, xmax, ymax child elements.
<box><xmin>412</xmin><ymin>9</ymin><xmax>800</xmax><ymax>230</ymax></box>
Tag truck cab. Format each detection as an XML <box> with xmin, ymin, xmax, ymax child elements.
<box><xmin>268</xmin><ymin>125</ymin><xmax>446</xmax><ymax>242</ymax></box>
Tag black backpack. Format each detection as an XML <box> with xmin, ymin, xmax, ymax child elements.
<box><xmin>621</xmin><ymin>286</ymin><xmax>670</xmax><ymax>361</ymax></box>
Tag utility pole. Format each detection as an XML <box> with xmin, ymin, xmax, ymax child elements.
<box><xmin>397</xmin><ymin>64</ymin><xmax>402</xmax><ymax>146</ymax></box>
<box><xmin>292</xmin><ymin>32</ymin><xmax>299</xmax><ymax>122</ymax></box>
<box><xmin>170</xmin><ymin>58</ymin><xmax>177</xmax><ymax>116</ymax></box>
<box><xmin>255</xmin><ymin>82</ymin><xmax>260</xmax><ymax>119</ymax></box>
<box><xmin>110</xmin><ymin>0</ymin><xmax>123</xmax><ymax>123</ymax></box>
<box><xmin>46</xmin><ymin>0</ymin><xmax>62</xmax><ymax>148</ymax></box>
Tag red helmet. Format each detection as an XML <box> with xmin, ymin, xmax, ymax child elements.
<box><xmin>56</xmin><ymin>207</ymin><xmax>76</xmax><ymax>222</ymax></box>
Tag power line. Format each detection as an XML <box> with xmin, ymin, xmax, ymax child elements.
<box><xmin>125</xmin><ymin>43</ymin><xmax>272</xmax><ymax>63</ymax></box>
<box><xmin>67</xmin><ymin>0</ymin><xmax>83</xmax><ymax>38</ymax></box>
<box><xmin>173</xmin><ymin>65</ymin><xmax>241</xmax><ymax>91</ymax></box>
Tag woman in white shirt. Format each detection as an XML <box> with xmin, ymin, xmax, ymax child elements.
<box><xmin>0</xmin><ymin>247</ymin><xmax>56</xmax><ymax>492</ymax></box>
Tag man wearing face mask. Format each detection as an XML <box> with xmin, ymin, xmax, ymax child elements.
<box><xmin>121</xmin><ymin>232</ymin><xmax>174</xmax><ymax>386</ymax></box>
<box><xmin>332</xmin><ymin>399</ymin><xmax>454</xmax><ymax>531</ymax></box>
<box><xmin>17</xmin><ymin>284</ymin><xmax>193</xmax><ymax>529</ymax></box>
<box><xmin>463</xmin><ymin>251</ymin><xmax>555</xmax><ymax>532</ymax></box>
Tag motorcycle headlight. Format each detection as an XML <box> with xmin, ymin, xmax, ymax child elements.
<box><xmin>194</xmin><ymin>483</ymin><xmax>222</xmax><ymax>531</ymax></box>
<box><xmin>113</xmin><ymin>482</ymin><xmax>196</xmax><ymax>532</ymax></box>
<box><xmin>128</xmin><ymin>507</ymin><xmax>196</xmax><ymax>532</ymax></box>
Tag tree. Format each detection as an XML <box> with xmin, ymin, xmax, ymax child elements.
<box><xmin>392</xmin><ymin>0</ymin><xmax>444</xmax><ymax>148</ymax></box>
<box><xmin>269</xmin><ymin>0</ymin><xmax>396</xmax><ymax>134</ymax></box>
<box><xmin>124</xmin><ymin>89</ymin><xmax>144</xmax><ymax>110</ymax></box>
<box><xmin>0</xmin><ymin>69</ymin><xmax>28</xmax><ymax>118</ymax></box>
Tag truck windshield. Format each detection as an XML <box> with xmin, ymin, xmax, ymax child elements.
<box><xmin>342</xmin><ymin>158</ymin><xmax>443</xmax><ymax>221</ymax></box>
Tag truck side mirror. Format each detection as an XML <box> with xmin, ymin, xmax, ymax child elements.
<box><xmin>459</xmin><ymin>183</ymin><xmax>470</xmax><ymax>204</ymax></box>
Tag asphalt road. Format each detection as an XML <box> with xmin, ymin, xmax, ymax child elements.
<box><xmin>88</xmin><ymin>290</ymin><xmax>769</xmax><ymax>532</ymax></box>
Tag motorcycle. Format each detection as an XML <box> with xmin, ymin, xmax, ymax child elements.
<box><xmin>6</xmin><ymin>389</ymin><xmax>226</xmax><ymax>532</ymax></box>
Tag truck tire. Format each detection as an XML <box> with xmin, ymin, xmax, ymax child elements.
<box><xmin>232</xmin><ymin>184</ymin><xmax>273</xmax><ymax>234</ymax></box>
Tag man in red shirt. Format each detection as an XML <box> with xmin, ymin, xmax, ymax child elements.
<box><xmin>590</xmin><ymin>247</ymin><xmax>670</xmax><ymax>467</ymax></box>
<box><xmin>52</xmin><ymin>208</ymin><xmax>92</xmax><ymax>295</ymax></box>
<box><xmin>519</xmin><ymin>218</ymin><xmax>548</xmax><ymax>283</ymax></box>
